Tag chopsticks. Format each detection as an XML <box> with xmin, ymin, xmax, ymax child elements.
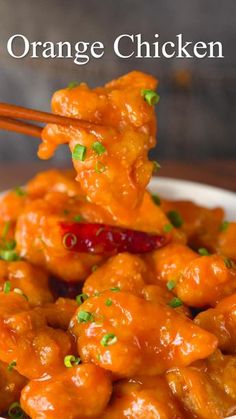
<box><xmin>0</xmin><ymin>103</ymin><xmax>102</xmax><ymax>138</ymax></box>
<box><xmin>0</xmin><ymin>116</ymin><xmax>42</xmax><ymax>138</ymax></box>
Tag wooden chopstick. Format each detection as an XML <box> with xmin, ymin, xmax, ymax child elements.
<box><xmin>0</xmin><ymin>103</ymin><xmax>105</xmax><ymax>139</ymax></box>
<box><xmin>0</xmin><ymin>117</ymin><xmax>42</xmax><ymax>138</ymax></box>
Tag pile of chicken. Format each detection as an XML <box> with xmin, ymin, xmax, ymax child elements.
<box><xmin>0</xmin><ymin>72</ymin><xmax>236</xmax><ymax>419</ymax></box>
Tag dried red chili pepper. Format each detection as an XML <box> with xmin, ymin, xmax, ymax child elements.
<box><xmin>60</xmin><ymin>222</ymin><xmax>170</xmax><ymax>255</ymax></box>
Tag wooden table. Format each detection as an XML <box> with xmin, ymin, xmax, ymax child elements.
<box><xmin>0</xmin><ymin>160</ymin><xmax>235</xmax><ymax>192</ymax></box>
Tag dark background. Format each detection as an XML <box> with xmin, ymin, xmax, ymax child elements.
<box><xmin>0</xmin><ymin>0</ymin><xmax>235</xmax><ymax>166</ymax></box>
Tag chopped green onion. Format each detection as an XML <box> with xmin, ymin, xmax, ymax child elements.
<box><xmin>167</xmin><ymin>211</ymin><xmax>183</xmax><ymax>228</ymax></box>
<box><xmin>72</xmin><ymin>144</ymin><xmax>87</xmax><ymax>161</ymax></box>
<box><xmin>13</xmin><ymin>288</ymin><xmax>28</xmax><ymax>301</ymax></box>
<box><xmin>105</xmin><ymin>298</ymin><xmax>113</xmax><ymax>307</ymax></box>
<box><xmin>78</xmin><ymin>310</ymin><xmax>94</xmax><ymax>323</ymax></box>
<box><xmin>76</xmin><ymin>293</ymin><xmax>89</xmax><ymax>305</ymax></box>
<box><xmin>152</xmin><ymin>161</ymin><xmax>161</xmax><ymax>173</ymax></box>
<box><xmin>94</xmin><ymin>161</ymin><xmax>106</xmax><ymax>173</ymax></box>
<box><xmin>167</xmin><ymin>280</ymin><xmax>176</xmax><ymax>291</ymax></box>
<box><xmin>198</xmin><ymin>248</ymin><xmax>210</xmax><ymax>256</ymax></box>
<box><xmin>151</xmin><ymin>194</ymin><xmax>161</xmax><ymax>206</ymax></box>
<box><xmin>110</xmin><ymin>287</ymin><xmax>120</xmax><ymax>292</ymax></box>
<box><xmin>92</xmin><ymin>265</ymin><xmax>98</xmax><ymax>273</ymax></box>
<box><xmin>13</xmin><ymin>187</ymin><xmax>26</xmax><ymax>197</ymax></box>
<box><xmin>67</xmin><ymin>81</ymin><xmax>79</xmax><ymax>89</ymax></box>
<box><xmin>39</xmin><ymin>237</ymin><xmax>46</xmax><ymax>246</ymax></box>
<box><xmin>5</xmin><ymin>239</ymin><xmax>17</xmax><ymax>251</ymax></box>
<box><xmin>96</xmin><ymin>353</ymin><xmax>101</xmax><ymax>361</ymax></box>
<box><xmin>0</xmin><ymin>250</ymin><xmax>20</xmax><ymax>261</ymax></box>
<box><xmin>74</xmin><ymin>215</ymin><xmax>84</xmax><ymax>223</ymax></box>
<box><xmin>2</xmin><ymin>221</ymin><xmax>11</xmax><ymax>241</ymax></box>
<box><xmin>8</xmin><ymin>360</ymin><xmax>17</xmax><ymax>372</ymax></box>
<box><xmin>3</xmin><ymin>281</ymin><xmax>11</xmax><ymax>294</ymax></box>
<box><xmin>8</xmin><ymin>402</ymin><xmax>24</xmax><ymax>419</ymax></box>
<box><xmin>1</xmin><ymin>221</ymin><xmax>16</xmax><ymax>251</ymax></box>
<box><xmin>168</xmin><ymin>297</ymin><xmax>183</xmax><ymax>308</ymax></box>
<box><xmin>63</xmin><ymin>209</ymin><xmax>70</xmax><ymax>216</ymax></box>
<box><xmin>220</xmin><ymin>221</ymin><xmax>229</xmax><ymax>232</ymax></box>
<box><xmin>141</xmin><ymin>89</ymin><xmax>160</xmax><ymax>106</ymax></box>
<box><xmin>224</xmin><ymin>258</ymin><xmax>235</xmax><ymax>269</ymax></box>
<box><xmin>64</xmin><ymin>355</ymin><xmax>81</xmax><ymax>368</ymax></box>
<box><xmin>163</xmin><ymin>223</ymin><xmax>173</xmax><ymax>233</ymax></box>
<box><xmin>92</xmin><ymin>141</ymin><xmax>106</xmax><ymax>155</ymax></box>
<box><xmin>94</xmin><ymin>291</ymin><xmax>101</xmax><ymax>297</ymax></box>
<box><xmin>100</xmin><ymin>333</ymin><xmax>118</xmax><ymax>347</ymax></box>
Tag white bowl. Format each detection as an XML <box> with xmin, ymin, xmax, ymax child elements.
<box><xmin>150</xmin><ymin>177</ymin><xmax>236</xmax><ymax>220</ymax></box>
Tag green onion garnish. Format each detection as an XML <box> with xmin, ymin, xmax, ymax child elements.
<box><xmin>92</xmin><ymin>265</ymin><xmax>98</xmax><ymax>273</ymax></box>
<box><xmin>167</xmin><ymin>211</ymin><xmax>183</xmax><ymax>228</ymax></box>
<box><xmin>224</xmin><ymin>258</ymin><xmax>235</xmax><ymax>269</ymax></box>
<box><xmin>94</xmin><ymin>161</ymin><xmax>106</xmax><ymax>173</ymax></box>
<box><xmin>152</xmin><ymin>161</ymin><xmax>161</xmax><ymax>173</ymax></box>
<box><xmin>198</xmin><ymin>248</ymin><xmax>210</xmax><ymax>256</ymax></box>
<box><xmin>8</xmin><ymin>360</ymin><xmax>17</xmax><ymax>372</ymax></box>
<box><xmin>166</xmin><ymin>280</ymin><xmax>176</xmax><ymax>291</ymax></box>
<box><xmin>100</xmin><ymin>333</ymin><xmax>118</xmax><ymax>347</ymax></box>
<box><xmin>5</xmin><ymin>239</ymin><xmax>16</xmax><ymax>251</ymax></box>
<box><xmin>76</xmin><ymin>293</ymin><xmax>89</xmax><ymax>305</ymax></box>
<box><xmin>92</xmin><ymin>141</ymin><xmax>106</xmax><ymax>155</ymax></box>
<box><xmin>141</xmin><ymin>89</ymin><xmax>160</xmax><ymax>106</ymax></box>
<box><xmin>13</xmin><ymin>288</ymin><xmax>28</xmax><ymax>301</ymax></box>
<box><xmin>8</xmin><ymin>402</ymin><xmax>24</xmax><ymax>419</ymax></box>
<box><xmin>74</xmin><ymin>215</ymin><xmax>83</xmax><ymax>223</ymax></box>
<box><xmin>72</xmin><ymin>144</ymin><xmax>87</xmax><ymax>161</ymax></box>
<box><xmin>220</xmin><ymin>221</ymin><xmax>229</xmax><ymax>232</ymax></box>
<box><xmin>105</xmin><ymin>298</ymin><xmax>113</xmax><ymax>307</ymax></box>
<box><xmin>110</xmin><ymin>287</ymin><xmax>120</xmax><ymax>292</ymax></box>
<box><xmin>151</xmin><ymin>194</ymin><xmax>161</xmax><ymax>206</ymax></box>
<box><xmin>2</xmin><ymin>221</ymin><xmax>11</xmax><ymax>241</ymax></box>
<box><xmin>168</xmin><ymin>297</ymin><xmax>183</xmax><ymax>308</ymax></box>
<box><xmin>78</xmin><ymin>310</ymin><xmax>94</xmax><ymax>323</ymax></box>
<box><xmin>67</xmin><ymin>81</ymin><xmax>79</xmax><ymax>89</ymax></box>
<box><xmin>13</xmin><ymin>187</ymin><xmax>26</xmax><ymax>197</ymax></box>
<box><xmin>163</xmin><ymin>223</ymin><xmax>173</xmax><ymax>233</ymax></box>
<box><xmin>0</xmin><ymin>250</ymin><xmax>20</xmax><ymax>261</ymax></box>
<box><xmin>0</xmin><ymin>222</ymin><xmax>16</xmax><ymax>252</ymax></box>
<box><xmin>64</xmin><ymin>355</ymin><xmax>81</xmax><ymax>368</ymax></box>
<box><xmin>3</xmin><ymin>281</ymin><xmax>11</xmax><ymax>294</ymax></box>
